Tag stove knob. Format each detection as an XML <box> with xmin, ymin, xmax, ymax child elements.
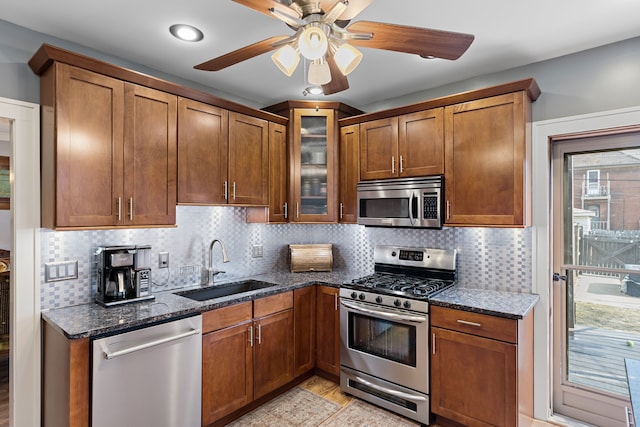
<box><xmin>359</xmin><ymin>293</ymin><xmax>366</xmax><ymax>301</ymax></box>
<box><xmin>394</xmin><ymin>299</ymin><xmax>402</xmax><ymax>307</ymax></box>
<box><xmin>375</xmin><ymin>296</ymin><xmax>383</xmax><ymax>304</ymax></box>
<box><xmin>351</xmin><ymin>292</ymin><xmax>358</xmax><ymax>299</ymax></box>
<box><xmin>403</xmin><ymin>301</ymin><xmax>412</xmax><ymax>309</ymax></box>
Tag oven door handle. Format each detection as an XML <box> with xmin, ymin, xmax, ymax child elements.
<box><xmin>342</xmin><ymin>370</ymin><xmax>428</xmax><ymax>402</ymax></box>
<box><xmin>340</xmin><ymin>300</ymin><xmax>427</xmax><ymax>323</ymax></box>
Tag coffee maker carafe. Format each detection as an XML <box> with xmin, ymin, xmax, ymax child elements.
<box><xmin>96</xmin><ymin>245</ymin><xmax>155</xmax><ymax>307</ymax></box>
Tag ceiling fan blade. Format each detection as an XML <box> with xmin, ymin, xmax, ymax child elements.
<box><xmin>195</xmin><ymin>36</ymin><xmax>290</xmax><ymax>71</ymax></box>
<box><xmin>232</xmin><ymin>0</ymin><xmax>302</xmax><ymax>19</ymax></box>
<box><xmin>322</xmin><ymin>55</ymin><xmax>349</xmax><ymax>95</ymax></box>
<box><xmin>319</xmin><ymin>0</ymin><xmax>372</xmax><ymax>21</ymax></box>
<box><xmin>347</xmin><ymin>21</ymin><xmax>474</xmax><ymax>60</ymax></box>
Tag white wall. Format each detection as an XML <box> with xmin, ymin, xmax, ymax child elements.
<box><xmin>0</xmin><ymin>120</ymin><xmax>10</xmax><ymax>250</ymax></box>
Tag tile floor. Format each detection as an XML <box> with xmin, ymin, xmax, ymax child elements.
<box><xmin>227</xmin><ymin>376</ymin><xmax>562</xmax><ymax>426</ymax></box>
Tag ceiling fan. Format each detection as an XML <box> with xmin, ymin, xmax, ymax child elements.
<box><xmin>195</xmin><ymin>0</ymin><xmax>475</xmax><ymax>95</ymax></box>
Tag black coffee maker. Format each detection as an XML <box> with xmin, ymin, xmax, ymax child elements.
<box><xmin>95</xmin><ymin>245</ymin><xmax>154</xmax><ymax>307</ymax></box>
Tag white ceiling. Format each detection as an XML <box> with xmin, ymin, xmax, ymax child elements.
<box><xmin>3</xmin><ymin>0</ymin><xmax>640</xmax><ymax>109</ymax></box>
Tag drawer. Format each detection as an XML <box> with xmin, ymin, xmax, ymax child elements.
<box><xmin>202</xmin><ymin>301</ymin><xmax>252</xmax><ymax>334</ymax></box>
<box><xmin>254</xmin><ymin>291</ymin><xmax>293</xmax><ymax>318</ymax></box>
<box><xmin>430</xmin><ymin>305</ymin><xmax>518</xmax><ymax>343</ymax></box>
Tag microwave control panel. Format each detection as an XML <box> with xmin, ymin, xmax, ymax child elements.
<box><xmin>423</xmin><ymin>193</ymin><xmax>439</xmax><ymax>219</ymax></box>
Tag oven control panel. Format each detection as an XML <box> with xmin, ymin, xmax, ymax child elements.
<box><xmin>339</xmin><ymin>288</ymin><xmax>428</xmax><ymax>314</ymax></box>
<box><xmin>398</xmin><ymin>249</ymin><xmax>423</xmax><ymax>262</ymax></box>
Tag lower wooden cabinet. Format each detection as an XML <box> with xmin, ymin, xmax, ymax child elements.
<box><xmin>294</xmin><ymin>286</ymin><xmax>316</xmax><ymax>377</ymax></box>
<box><xmin>201</xmin><ymin>292</ymin><xmax>294</xmax><ymax>426</ymax></box>
<box><xmin>430</xmin><ymin>305</ymin><xmax>534</xmax><ymax>427</ymax></box>
<box><xmin>315</xmin><ymin>285</ymin><xmax>340</xmax><ymax>377</ymax></box>
<box><xmin>253</xmin><ymin>307</ymin><xmax>294</xmax><ymax>399</ymax></box>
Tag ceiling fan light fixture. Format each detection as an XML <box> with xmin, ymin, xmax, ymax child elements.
<box><xmin>333</xmin><ymin>43</ymin><xmax>363</xmax><ymax>76</ymax></box>
<box><xmin>169</xmin><ymin>24</ymin><xmax>204</xmax><ymax>42</ymax></box>
<box><xmin>271</xmin><ymin>44</ymin><xmax>300</xmax><ymax>76</ymax></box>
<box><xmin>298</xmin><ymin>25</ymin><xmax>329</xmax><ymax>60</ymax></box>
<box><xmin>308</xmin><ymin>60</ymin><xmax>331</xmax><ymax>85</ymax></box>
<box><xmin>303</xmin><ymin>86</ymin><xmax>324</xmax><ymax>96</ymax></box>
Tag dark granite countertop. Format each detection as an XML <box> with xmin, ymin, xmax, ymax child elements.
<box><xmin>429</xmin><ymin>286</ymin><xmax>539</xmax><ymax>319</ymax></box>
<box><xmin>42</xmin><ymin>270</ymin><xmax>539</xmax><ymax>339</ymax></box>
<box><xmin>41</xmin><ymin>270</ymin><xmax>369</xmax><ymax>339</ymax></box>
<box><xmin>626</xmin><ymin>358</ymin><xmax>640</xmax><ymax>426</ymax></box>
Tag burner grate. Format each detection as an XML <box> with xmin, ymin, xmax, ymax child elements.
<box><xmin>350</xmin><ymin>273</ymin><xmax>453</xmax><ymax>299</ymax></box>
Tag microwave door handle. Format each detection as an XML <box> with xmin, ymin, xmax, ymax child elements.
<box><xmin>409</xmin><ymin>191</ymin><xmax>416</xmax><ymax>225</ymax></box>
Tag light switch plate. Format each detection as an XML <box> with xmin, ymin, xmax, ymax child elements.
<box><xmin>44</xmin><ymin>261</ymin><xmax>79</xmax><ymax>282</ymax></box>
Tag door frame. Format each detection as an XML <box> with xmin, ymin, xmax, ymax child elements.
<box><xmin>0</xmin><ymin>96</ymin><xmax>40</xmax><ymax>427</ymax></box>
<box><xmin>532</xmin><ymin>106</ymin><xmax>640</xmax><ymax>423</ymax></box>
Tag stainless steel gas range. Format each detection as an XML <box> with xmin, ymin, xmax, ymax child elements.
<box><xmin>340</xmin><ymin>245</ymin><xmax>457</xmax><ymax>425</ymax></box>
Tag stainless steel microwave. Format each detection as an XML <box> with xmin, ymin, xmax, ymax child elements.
<box><xmin>357</xmin><ymin>176</ymin><xmax>443</xmax><ymax>228</ymax></box>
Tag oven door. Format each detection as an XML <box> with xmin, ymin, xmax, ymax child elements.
<box><xmin>339</xmin><ymin>298</ymin><xmax>429</xmax><ymax>393</ymax></box>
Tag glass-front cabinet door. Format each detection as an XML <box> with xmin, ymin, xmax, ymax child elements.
<box><xmin>291</xmin><ymin>108</ymin><xmax>337</xmax><ymax>222</ymax></box>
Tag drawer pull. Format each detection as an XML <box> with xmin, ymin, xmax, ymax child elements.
<box><xmin>457</xmin><ymin>319</ymin><xmax>482</xmax><ymax>327</ymax></box>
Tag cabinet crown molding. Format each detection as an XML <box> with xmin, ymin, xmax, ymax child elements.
<box><xmin>28</xmin><ymin>43</ymin><xmax>288</xmax><ymax>126</ymax></box>
<box><xmin>340</xmin><ymin>78</ymin><xmax>540</xmax><ymax>127</ymax></box>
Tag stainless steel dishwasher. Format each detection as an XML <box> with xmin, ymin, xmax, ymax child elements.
<box><xmin>92</xmin><ymin>314</ymin><xmax>202</xmax><ymax>427</ymax></box>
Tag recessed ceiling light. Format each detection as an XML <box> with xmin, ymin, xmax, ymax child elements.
<box><xmin>169</xmin><ymin>24</ymin><xmax>204</xmax><ymax>42</ymax></box>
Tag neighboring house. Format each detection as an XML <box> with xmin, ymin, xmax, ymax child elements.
<box><xmin>572</xmin><ymin>149</ymin><xmax>640</xmax><ymax>231</ymax></box>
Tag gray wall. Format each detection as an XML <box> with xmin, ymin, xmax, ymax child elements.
<box><xmin>2</xmin><ymin>17</ymin><xmax>640</xmax><ymax>120</ymax></box>
<box><xmin>362</xmin><ymin>36</ymin><xmax>640</xmax><ymax>122</ymax></box>
<box><xmin>0</xmin><ymin>19</ymin><xmax>258</xmax><ymax>107</ymax></box>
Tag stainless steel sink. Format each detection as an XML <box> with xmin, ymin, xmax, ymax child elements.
<box><xmin>175</xmin><ymin>279</ymin><xmax>279</xmax><ymax>301</ymax></box>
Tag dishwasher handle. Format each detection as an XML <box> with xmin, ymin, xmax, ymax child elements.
<box><xmin>102</xmin><ymin>328</ymin><xmax>201</xmax><ymax>360</ymax></box>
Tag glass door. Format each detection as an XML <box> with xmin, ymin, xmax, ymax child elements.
<box><xmin>551</xmin><ymin>128</ymin><xmax>640</xmax><ymax>427</ymax></box>
<box><xmin>291</xmin><ymin>108</ymin><xmax>336</xmax><ymax>222</ymax></box>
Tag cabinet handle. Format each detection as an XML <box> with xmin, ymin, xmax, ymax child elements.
<box><xmin>432</xmin><ymin>332</ymin><xmax>436</xmax><ymax>355</ymax></box>
<box><xmin>223</xmin><ymin>181</ymin><xmax>228</xmax><ymax>200</ymax></box>
<box><xmin>284</xmin><ymin>202</ymin><xmax>288</xmax><ymax>219</ymax></box>
<box><xmin>256</xmin><ymin>323</ymin><xmax>262</xmax><ymax>345</ymax></box>
<box><xmin>399</xmin><ymin>155</ymin><xmax>404</xmax><ymax>174</ymax></box>
<box><xmin>117</xmin><ymin>197</ymin><xmax>122</xmax><ymax>222</ymax></box>
<box><xmin>296</xmin><ymin>203</ymin><xmax>299</xmax><ymax>219</ymax></box>
<box><xmin>334</xmin><ymin>293</ymin><xmax>338</xmax><ymax>311</ymax></box>
<box><xmin>248</xmin><ymin>325</ymin><xmax>253</xmax><ymax>347</ymax></box>
<box><xmin>339</xmin><ymin>203</ymin><xmax>344</xmax><ymax>220</ymax></box>
<box><xmin>232</xmin><ymin>182</ymin><xmax>236</xmax><ymax>200</ymax></box>
<box><xmin>391</xmin><ymin>156</ymin><xmax>395</xmax><ymax>174</ymax></box>
<box><xmin>446</xmin><ymin>200</ymin><xmax>451</xmax><ymax>220</ymax></box>
<box><xmin>457</xmin><ymin>319</ymin><xmax>482</xmax><ymax>327</ymax></box>
<box><xmin>128</xmin><ymin>198</ymin><xmax>133</xmax><ymax>221</ymax></box>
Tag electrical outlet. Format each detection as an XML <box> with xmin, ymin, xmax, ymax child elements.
<box><xmin>251</xmin><ymin>245</ymin><xmax>263</xmax><ymax>258</ymax></box>
<box><xmin>159</xmin><ymin>252</ymin><xmax>169</xmax><ymax>268</ymax></box>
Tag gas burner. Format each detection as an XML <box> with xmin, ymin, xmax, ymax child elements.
<box><xmin>346</xmin><ymin>245</ymin><xmax>457</xmax><ymax>301</ymax></box>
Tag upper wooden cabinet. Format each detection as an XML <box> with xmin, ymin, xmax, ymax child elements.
<box><xmin>359</xmin><ymin>108</ymin><xmax>444</xmax><ymax>181</ymax></box>
<box><xmin>177</xmin><ymin>98</ymin><xmax>229</xmax><ymax>204</ymax></box>
<box><xmin>177</xmin><ymin>105</ymin><xmax>269</xmax><ymax>206</ymax></box>
<box><xmin>444</xmin><ymin>92</ymin><xmax>531</xmax><ymax>226</ymax></box>
<box><xmin>246</xmin><ymin>122</ymin><xmax>288</xmax><ymax>223</ymax></box>
<box><xmin>228</xmin><ymin>112</ymin><xmax>270</xmax><ymax>206</ymax></box>
<box><xmin>339</xmin><ymin>124</ymin><xmax>360</xmax><ymax>223</ymax></box>
<box><xmin>261</xmin><ymin>101</ymin><xmax>363</xmax><ymax>224</ymax></box>
<box><xmin>40</xmin><ymin>62</ymin><xmax>177</xmax><ymax>229</ymax></box>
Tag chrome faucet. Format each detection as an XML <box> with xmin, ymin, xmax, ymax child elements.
<box><xmin>207</xmin><ymin>239</ymin><xmax>229</xmax><ymax>285</ymax></box>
